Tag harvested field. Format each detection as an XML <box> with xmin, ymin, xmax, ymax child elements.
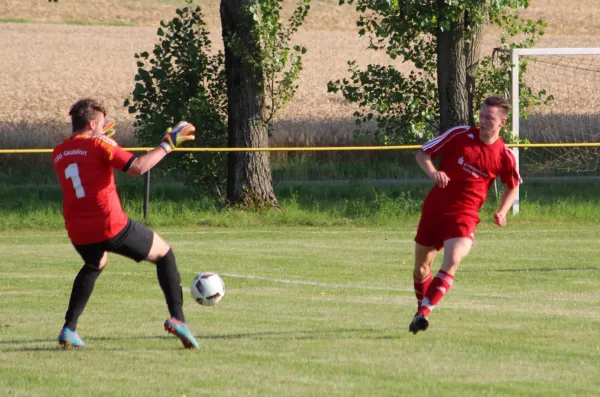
<box><xmin>0</xmin><ymin>0</ymin><xmax>599</xmax><ymax>150</ymax></box>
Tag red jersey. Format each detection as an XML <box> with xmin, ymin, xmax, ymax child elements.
<box><xmin>52</xmin><ymin>135</ymin><xmax>135</xmax><ymax>245</ymax></box>
<box><xmin>420</xmin><ymin>126</ymin><xmax>521</xmax><ymax>220</ymax></box>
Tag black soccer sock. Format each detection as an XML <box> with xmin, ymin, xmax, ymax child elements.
<box><xmin>64</xmin><ymin>264</ymin><xmax>102</xmax><ymax>331</ymax></box>
<box><xmin>156</xmin><ymin>249</ymin><xmax>185</xmax><ymax>323</ymax></box>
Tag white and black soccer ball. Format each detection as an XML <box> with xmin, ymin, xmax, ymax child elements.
<box><xmin>190</xmin><ymin>273</ymin><xmax>225</xmax><ymax>306</ymax></box>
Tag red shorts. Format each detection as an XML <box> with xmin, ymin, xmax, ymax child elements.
<box><xmin>414</xmin><ymin>213</ymin><xmax>479</xmax><ymax>251</ymax></box>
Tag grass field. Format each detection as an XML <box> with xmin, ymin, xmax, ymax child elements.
<box><xmin>1</xmin><ymin>224</ymin><xmax>600</xmax><ymax>396</ymax></box>
<box><xmin>1</xmin><ymin>3</ymin><xmax>600</xmax><ymax>394</ymax></box>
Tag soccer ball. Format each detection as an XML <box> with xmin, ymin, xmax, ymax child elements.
<box><xmin>190</xmin><ymin>273</ymin><xmax>225</xmax><ymax>306</ymax></box>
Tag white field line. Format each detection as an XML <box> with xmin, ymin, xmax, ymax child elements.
<box><xmin>2</xmin><ymin>272</ymin><xmax>136</xmax><ymax>279</ymax></box>
<box><xmin>223</xmin><ymin>273</ymin><xmax>599</xmax><ymax>303</ymax></box>
<box><xmin>220</xmin><ymin>273</ymin><xmax>543</xmax><ymax>301</ymax></box>
<box><xmin>222</xmin><ymin>273</ymin><xmax>413</xmax><ymax>293</ymax></box>
<box><xmin>0</xmin><ymin>228</ymin><xmax>597</xmax><ymax>239</ymax></box>
<box><xmin>3</xmin><ymin>272</ymin><xmax>593</xmax><ymax>302</ymax></box>
<box><xmin>1</xmin><ymin>271</ymin><xmax>515</xmax><ymax>299</ymax></box>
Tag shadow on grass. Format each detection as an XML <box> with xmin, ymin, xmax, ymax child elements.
<box><xmin>200</xmin><ymin>327</ymin><xmax>371</xmax><ymax>341</ymax></box>
<box><xmin>0</xmin><ymin>327</ymin><xmax>400</xmax><ymax>352</ymax></box>
<box><xmin>1</xmin><ymin>346</ymin><xmax>187</xmax><ymax>353</ymax></box>
<box><xmin>492</xmin><ymin>267</ymin><xmax>600</xmax><ymax>272</ymax></box>
<box><xmin>0</xmin><ymin>334</ymin><xmax>170</xmax><ymax>346</ymax></box>
<box><xmin>0</xmin><ymin>335</ymin><xmax>190</xmax><ymax>352</ymax></box>
<box><xmin>460</xmin><ymin>267</ymin><xmax>600</xmax><ymax>274</ymax></box>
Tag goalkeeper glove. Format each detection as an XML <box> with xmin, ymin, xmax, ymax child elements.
<box><xmin>102</xmin><ymin>122</ymin><xmax>116</xmax><ymax>138</ymax></box>
<box><xmin>160</xmin><ymin>121</ymin><xmax>196</xmax><ymax>153</ymax></box>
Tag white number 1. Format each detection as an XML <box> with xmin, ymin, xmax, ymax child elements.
<box><xmin>65</xmin><ymin>163</ymin><xmax>86</xmax><ymax>198</ymax></box>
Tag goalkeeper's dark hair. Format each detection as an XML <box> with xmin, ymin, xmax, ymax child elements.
<box><xmin>483</xmin><ymin>96</ymin><xmax>511</xmax><ymax>116</ymax></box>
<box><xmin>69</xmin><ymin>98</ymin><xmax>107</xmax><ymax>133</ymax></box>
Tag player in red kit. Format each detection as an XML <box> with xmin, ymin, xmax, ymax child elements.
<box><xmin>53</xmin><ymin>98</ymin><xmax>199</xmax><ymax>348</ymax></box>
<box><xmin>409</xmin><ymin>96</ymin><xmax>522</xmax><ymax>334</ymax></box>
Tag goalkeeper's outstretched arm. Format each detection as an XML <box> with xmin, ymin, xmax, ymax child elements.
<box><xmin>126</xmin><ymin>121</ymin><xmax>196</xmax><ymax>176</ymax></box>
<box><xmin>127</xmin><ymin>145</ymin><xmax>169</xmax><ymax>176</ymax></box>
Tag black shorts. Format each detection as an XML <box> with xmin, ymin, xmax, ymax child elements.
<box><xmin>73</xmin><ymin>219</ymin><xmax>154</xmax><ymax>267</ymax></box>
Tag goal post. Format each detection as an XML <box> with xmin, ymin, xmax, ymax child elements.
<box><xmin>510</xmin><ymin>47</ymin><xmax>600</xmax><ymax>215</ymax></box>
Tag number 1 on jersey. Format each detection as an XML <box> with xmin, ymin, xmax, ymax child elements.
<box><xmin>65</xmin><ymin>163</ymin><xmax>86</xmax><ymax>198</ymax></box>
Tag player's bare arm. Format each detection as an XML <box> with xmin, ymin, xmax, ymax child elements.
<box><xmin>416</xmin><ymin>149</ymin><xmax>450</xmax><ymax>188</ymax></box>
<box><xmin>494</xmin><ymin>185</ymin><xmax>519</xmax><ymax>227</ymax></box>
<box><xmin>127</xmin><ymin>121</ymin><xmax>196</xmax><ymax>176</ymax></box>
<box><xmin>127</xmin><ymin>146</ymin><xmax>169</xmax><ymax>176</ymax></box>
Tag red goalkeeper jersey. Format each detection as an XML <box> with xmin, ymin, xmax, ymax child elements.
<box><xmin>420</xmin><ymin>126</ymin><xmax>522</xmax><ymax>220</ymax></box>
<box><xmin>52</xmin><ymin>135</ymin><xmax>135</xmax><ymax>245</ymax></box>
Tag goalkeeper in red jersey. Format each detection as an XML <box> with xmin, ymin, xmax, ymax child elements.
<box><xmin>409</xmin><ymin>96</ymin><xmax>522</xmax><ymax>334</ymax></box>
<box><xmin>52</xmin><ymin>98</ymin><xmax>199</xmax><ymax>348</ymax></box>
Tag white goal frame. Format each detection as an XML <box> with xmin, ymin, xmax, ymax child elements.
<box><xmin>510</xmin><ymin>47</ymin><xmax>600</xmax><ymax>215</ymax></box>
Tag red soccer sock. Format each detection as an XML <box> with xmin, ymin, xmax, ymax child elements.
<box><xmin>418</xmin><ymin>270</ymin><xmax>454</xmax><ymax>317</ymax></box>
<box><xmin>413</xmin><ymin>272</ymin><xmax>433</xmax><ymax>312</ymax></box>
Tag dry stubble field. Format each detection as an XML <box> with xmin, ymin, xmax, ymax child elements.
<box><xmin>0</xmin><ymin>0</ymin><xmax>599</xmax><ymax>150</ymax></box>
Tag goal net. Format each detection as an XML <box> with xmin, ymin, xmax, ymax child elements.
<box><xmin>511</xmin><ymin>48</ymin><xmax>600</xmax><ymax>213</ymax></box>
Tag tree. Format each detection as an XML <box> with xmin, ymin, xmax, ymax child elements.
<box><xmin>50</xmin><ymin>0</ymin><xmax>311</xmax><ymax>208</ymax></box>
<box><xmin>125</xmin><ymin>7</ymin><xmax>228</xmax><ymax>199</ymax></box>
<box><xmin>328</xmin><ymin>0</ymin><xmax>549</xmax><ymax>144</ymax></box>
<box><xmin>221</xmin><ymin>0</ymin><xmax>277</xmax><ymax>208</ymax></box>
<box><xmin>220</xmin><ymin>0</ymin><xmax>309</xmax><ymax>209</ymax></box>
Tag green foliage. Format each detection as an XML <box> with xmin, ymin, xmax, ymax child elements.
<box><xmin>123</xmin><ymin>2</ymin><xmax>310</xmax><ymax>199</ymax></box>
<box><xmin>3</xmin><ymin>180</ymin><xmax>600</xmax><ymax>230</ymax></box>
<box><xmin>229</xmin><ymin>0</ymin><xmax>311</xmax><ymax>126</ymax></box>
<box><xmin>330</xmin><ymin>0</ymin><xmax>550</xmax><ymax>144</ymax></box>
<box><xmin>124</xmin><ymin>6</ymin><xmax>228</xmax><ymax>199</ymax></box>
<box><xmin>474</xmin><ymin>14</ymin><xmax>553</xmax><ymax>143</ymax></box>
<box><xmin>327</xmin><ymin>61</ymin><xmax>438</xmax><ymax>145</ymax></box>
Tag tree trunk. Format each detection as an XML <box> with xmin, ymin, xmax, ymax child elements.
<box><xmin>436</xmin><ymin>0</ymin><xmax>469</xmax><ymax>132</ymax></box>
<box><xmin>220</xmin><ymin>0</ymin><xmax>280</xmax><ymax>209</ymax></box>
<box><xmin>465</xmin><ymin>5</ymin><xmax>485</xmax><ymax>125</ymax></box>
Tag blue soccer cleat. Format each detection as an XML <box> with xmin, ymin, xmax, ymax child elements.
<box><xmin>164</xmin><ymin>318</ymin><xmax>199</xmax><ymax>349</ymax></box>
<box><xmin>58</xmin><ymin>327</ymin><xmax>85</xmax><ymax>348</ymax></box>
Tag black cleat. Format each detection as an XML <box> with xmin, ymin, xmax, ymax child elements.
<box><xmin>408</xmin><ymin>314</ymin><xmax>429</xmax><ymax>335</ymax></box>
